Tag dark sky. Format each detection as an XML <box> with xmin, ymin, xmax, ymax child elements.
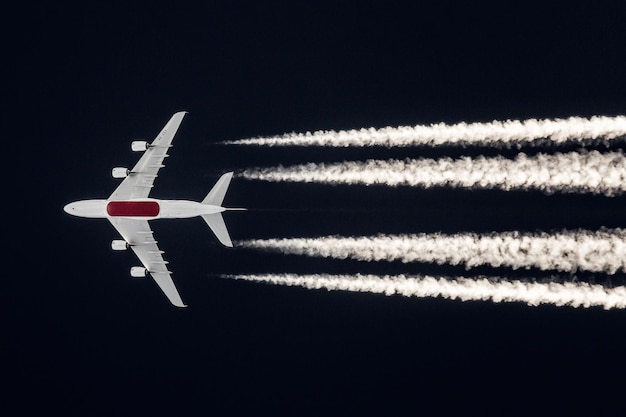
<box><xmin>7</xmin><ymin>2</ymin><xmax>626</xmax><ymax>415</ymax></box>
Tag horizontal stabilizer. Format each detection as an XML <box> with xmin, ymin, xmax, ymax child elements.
<box><xmin>202</xmin><ymin>213</ymin><xmax>233</xmax><ymax>247</ymax></box>
<box><xmin>203</xmin><ymin>172</ymin><xmax>233</xmax><ymax>206</ymax></box>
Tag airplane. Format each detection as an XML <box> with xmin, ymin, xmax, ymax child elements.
<box><xmin>64</xmin><ymin>111</ymin><xmax>244</xmax><ymax>307</ymax></box>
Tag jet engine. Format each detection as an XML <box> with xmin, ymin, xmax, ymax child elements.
<box><xmin>111</xmin><ymin>240</ymin><xmax>129</xmax><ymax>251</ymax></box>
<box><xmin>131</xmin><ymin>141</ymin><xmax>149</xmax><ymax>152</ymax></box>
<box><xmin>112</xmin><ymin>167</ymin><xmax>130</xmax><ymax>178</ymax></box>
<box><xmin>130</xmin><ymin>266</ymin><xmax>148</xmax><ymax>278</ymax></box>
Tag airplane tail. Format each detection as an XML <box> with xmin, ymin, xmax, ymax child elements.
<box><xmin>201</xmin><ymin>172</ymin><xmax>245</xmax><ymax>247</ymax></box>
<box><xmin>202</xmin><ymin>172</ymin><xmax>233</xmax><ymax>206</ymax></box>
<box><xmin>202</xmin><ymin>213</ymin><xmax>233</xmax><ymax>247</ymax></box>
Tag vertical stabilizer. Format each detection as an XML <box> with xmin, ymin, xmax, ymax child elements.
<box><xmin>202</xmin><ymin>172</ymin><xmax>233</xmax><ymax>206</ymax></box>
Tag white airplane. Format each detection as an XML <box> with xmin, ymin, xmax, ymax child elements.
<box><xmin>64</xmin><ymin>111</ymin><xmax>243</xmax><ymax>307</ymax></box>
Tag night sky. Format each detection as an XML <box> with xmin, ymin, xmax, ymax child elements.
<box><xmin>7</xmin><ymin>2</ymin><xmax>626</xmax><ymax>415</ymax></box>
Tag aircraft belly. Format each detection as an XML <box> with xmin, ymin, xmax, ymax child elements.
<box><xmin>158</xmin><ymin>200</ymin><xmax>218</xmax><ymax>218</ymax></box>
<box><xmin>107</xmin><ymin>201</ymin><xmax>160</xmax><ymax>217</ymax></box>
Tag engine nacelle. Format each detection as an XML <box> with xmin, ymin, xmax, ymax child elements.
<box><xmin>111</xmin><ymin>240</ymin><xmax>129</xmax><ymax>251</ymax></box>
<box><xmin>112</xmin><ymin>167</ymin><xmax>130</xmax><ymax>178</ymax></box>
<box><xmin>130</xmin><ymin>266</ymin><xmax>148</xmax><ymax>278</ymax></box>
<box><xmin>131</xmin><ymin>141</ymin><xmax>149</xmax><ymax>152</ymax></box>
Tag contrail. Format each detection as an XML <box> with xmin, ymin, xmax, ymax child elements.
<box><xmin>238</xmin><ymin>229</ymin><xmax>626</xmax><ymax>274</ymax></box>
<box><xmin>225</xmin><ymin>274</ymin><xmax>626</xmax><ymax>310</ymax></box>
<box><xmin>223</xmin><ymin>116</ymin><xmax>626</xmax><ymax>148</ymax></box>
<box><xmin>240</xmin><ymin>150</ymin><xmax>626</xmax><ymax>196</ymax></box>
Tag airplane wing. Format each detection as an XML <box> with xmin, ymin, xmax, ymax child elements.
<box><xmin>109</xmin><ymin>217</ymin><xmax>187</xmax><ymax>307</ymax></box>
<box><xmin>109</xmin><ymin>111</ymin><xmax>187</xmax><ymax>200</ymax></box>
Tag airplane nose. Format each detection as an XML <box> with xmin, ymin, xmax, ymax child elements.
<box><xmin>63</xmin><ymin>203</ymin><xmax>75</xmax><ymax>215</ymax></box>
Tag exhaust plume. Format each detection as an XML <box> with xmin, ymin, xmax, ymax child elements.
<box><xmin>240</xmin><ymin>150</ymin><xmax>626</xmax><ymax>196</ymax></box>
<box><xmin>238</xmin><ymin>229</ymin><xmax>626</xmax><ymax>274</ymax></box>
<box><xmin>225</xmin><ymin>273</ymin><xmax>626</xmax><ymax>310</ymax></box>
<box><xmin>223</xmin><ymin>116</ymin><xmax>626</xmax><ymax>148</ymax></box>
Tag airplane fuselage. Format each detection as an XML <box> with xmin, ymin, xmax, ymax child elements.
<box><xmin>64</xmin><ymin>199</ymin><xmax>225</xmax><ymax>220</ymax></box>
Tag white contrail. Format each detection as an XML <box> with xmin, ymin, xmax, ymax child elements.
<box><xmin>240</xmin><ymin>150</ymin><xmax>626</xmax><ymax>196</ymax></box>
<box><xmin>225</xmin><ymin>273</ymin><xmax>626</xmax><ymax>310</ymax></box>
<box><xmin>223</xmin><ymin>116</ymin><xmax>626</xmax><ymax>147</ymax></box>
<box><xmin>238</xmin><ymin>229</ymin><xmax>626</xmax><ymax>274</ymax></box>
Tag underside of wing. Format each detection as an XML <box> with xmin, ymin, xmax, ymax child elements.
<box><xmin>148</xmin><ymin>272</ymin><xmax>187</xmax><ymax>308</ymax></box>
<box><xmin>109</xmin><ymin>111</ymin><xmax>187</xmax><ymax>200</ymax></box>
<box><xmin>109</xmin><ymin>218</ymin><xmax>187</xmax><ymax>307</ymax></box>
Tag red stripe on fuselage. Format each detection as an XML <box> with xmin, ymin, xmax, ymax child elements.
<box><xmin>107</xmin><ymin>201</ymin><xmax>160</xmax><ymax>217</ymax></box>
